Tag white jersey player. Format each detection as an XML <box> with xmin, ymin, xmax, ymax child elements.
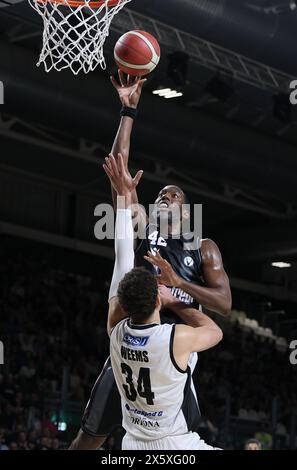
<box><xmin>104</xmin><ymin>154</ymin><xmax>223</xmax><ymax>450</ymax></box>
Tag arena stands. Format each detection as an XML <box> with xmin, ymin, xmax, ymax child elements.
<box><xmin>0</xmin><ymin>238</ymin><xmax>296</xmax><ymax>450</ymax></box>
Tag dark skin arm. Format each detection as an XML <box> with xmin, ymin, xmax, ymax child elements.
<box><xmin>145</xmin><ymin>239</ymin><xmax>232</xmax><ymax>316</ymax></box>
<box><xmin>109</xmin><ymin>71</ymin><xmax>146</xmax><ymax>210</ymax></box>
<box><xmin>158</xmin><ymin>284</ymin><xmax>222</xmax><ymax>331</ymax></box>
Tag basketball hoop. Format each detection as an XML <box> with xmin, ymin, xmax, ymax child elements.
<box><xmin>28</xmin><ymin>0</ymin><xmax>131</xmax><ymax>74</ymax></box>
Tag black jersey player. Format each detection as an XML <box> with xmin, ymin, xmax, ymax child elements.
<box><xmin>69</xmin><ymin>73</ymin><xmax>231</xmax><ymax>450</ymax></box>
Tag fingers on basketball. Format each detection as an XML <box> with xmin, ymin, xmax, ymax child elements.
<box><xmin>127</xmin><ymin>74</ymin><xmax>138</xmax><ymax>86</ymax></box>
<box><xmin>118</xmin><ymin>70</ymin><xmax>126</xmax><ymax>87</ymax></box>
<box><xmin>139</xmin><ymin>78</ymin><xmax>147</xmax><ymax>88</ymax></box>
<box><xmin>110</xmin><ymin>75</ymin><xmax>121</xmax><ymax>90</ymax></box>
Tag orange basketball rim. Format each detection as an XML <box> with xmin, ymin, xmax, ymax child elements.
<box><xmin>36</xmin><ymin>0</ymin><xmax>122</xmax><ymax>9</ymax></box>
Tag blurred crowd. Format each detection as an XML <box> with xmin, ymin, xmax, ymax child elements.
<box><xmin>196</xmin><ymin>321</ymin><xmax>297</xmax><ymax>448</ymax></box>
<box><xmin>0</xmin><ymin>241</ymin><xmax>109</xmax><ymax>450</ymax></box>
<box><xmin>0</xmin><ymin>239</ymin><xmax>296</xmax><ymax>450</ymax></box>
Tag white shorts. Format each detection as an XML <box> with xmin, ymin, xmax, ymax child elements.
<box><xmin>122</xmin><ymin>432</ymin><xmax>221</xmax><ymax>450</ymax></box>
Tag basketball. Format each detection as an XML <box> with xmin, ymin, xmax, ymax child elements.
<box><xmin>114</xmin><ymin>30</ymin><xmax>161</xmax><ymax>76</ymax></box>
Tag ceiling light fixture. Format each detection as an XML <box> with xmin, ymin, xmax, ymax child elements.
<box><xmin>152</xmin><ymin>88</ymin><xmax>183</xmax><ymax>99</ymax></box>
<box><xmin>164</xmin><ymin>91</ymin><xmax>183</xmax><ymax>99</ymax></box>
<box><xmin>271</xmin><ymin>261</ymin><xmax>291</xmax><ymax>268</ymax></box>
<box><xmin>152</xmin><ymin>88</ymin><xmax>171</xmax><ymax>95</ymax></box>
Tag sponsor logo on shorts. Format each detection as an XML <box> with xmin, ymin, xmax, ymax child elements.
<box><xmin>125</xmin><ymin>403</ymin><xmax>163</xmax><ymax>417</ymax></box>
<box><xmin>123</xmin><ymin>333</ymin><xmax>149</xmax><ymax>347</ymax></box>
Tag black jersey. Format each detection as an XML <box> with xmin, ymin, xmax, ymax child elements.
<box><xmin>135</xmin><ymin>224</ymin><xmax>205</xmax><ymax>324</ymax></box>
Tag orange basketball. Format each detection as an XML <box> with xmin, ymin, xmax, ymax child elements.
<box><xmin>114</xmin><ymin>30</ymin><xmax>161</xmax><ymax>76</ymax></box>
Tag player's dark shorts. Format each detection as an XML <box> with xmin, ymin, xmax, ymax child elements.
<box><xmin>81</xmin><ymin>356</ymin><xmax>201</xmax><ymax>437</ymax></box>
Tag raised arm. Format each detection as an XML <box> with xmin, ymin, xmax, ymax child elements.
<box><xmin>145</xmin><ymin>240</ymin><xmax>232</xmax><ymax>316</ymax></box>
<box><xmin>109</xmin><ymin>71</ymin><xmax>146</xmax><ymax>210</ymax></box>
<box><xmin>103</xmin><ymin>154</ymin><xmax>143</xmax><ymax>336</ymax></box>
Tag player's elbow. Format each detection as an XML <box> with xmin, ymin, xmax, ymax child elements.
<box><xmin>193</xmin><ymin>325</ymin><xmax>223</xmax><ymax>352</ymax></box>
<box><xmin>216</xmin><ymin>327</ymin><xmax>223</xmax><ymax>344</ymax></box>
<box><xmin>218</xmin><ymin>292</ymin><xmax>232</xmax><ymax>316</ymax></box>
<box><xmin>204</xmin><ymin>326</ymin><xmax>223</xmax><ymax>350</ymax></box>
<box><xmin>221</xmin><ymin>301</ymin><xmax>232</xmax><ymax>316</ymax></box>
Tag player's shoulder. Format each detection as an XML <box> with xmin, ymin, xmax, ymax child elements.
<box><xmin>174</xmin><ymin>324</ymin><xmax>196</xmax><ymax>339</ymax></box>
<box><xmin>200</xmin><ymin>238</ymin><xmax>221</xmax><ymax>255</ymax></box>
<box><xmin>201</xmin><ymin>238</ymin><xmax>218</xmax><ymax>248</ymax></box>
<box><xmin>174</xmin><ymin>324</ymin><xmax>198</xmax><ymax>354</ymax></box>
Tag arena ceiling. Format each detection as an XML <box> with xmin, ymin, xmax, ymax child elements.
<box><xmin>1</xmin><ymin>0</ymin><xmax>297</xmax><ymax>309</ymax></box>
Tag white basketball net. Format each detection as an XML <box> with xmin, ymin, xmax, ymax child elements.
<box><xmin>28</xmin><ymin>0</ymin><xmax>131</xmax><ymax>74</ymax></box>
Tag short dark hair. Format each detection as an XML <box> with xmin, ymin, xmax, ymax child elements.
<box><xmin>117</xmin><ymin>267</ymin><xmax>158</xmax><ymax>323</ymax></box>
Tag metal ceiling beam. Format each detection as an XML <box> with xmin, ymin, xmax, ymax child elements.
<box><xmin>231</xmin><ymin>277</ymin><xmax>297</xmax><ymax>304</ymax></box>
<box><xmin>244</xmin><ymin>240</ymin><xmax>297</xmax><ymax>261</ymax></box>
<box><xmin>0</xmin><ymin>111</ymin><xmax>295</xmax><ymax>220</ymax></box>
<box><xmin>0</xmin><ymin>162</ymin><xmax>107</xmax><ymax>200</ymax></box>
<box><xmin>0</xmin><ymin>219</ymin><xmax>114</xmax><ymax>259</ymax></box>
<box><xmin>2</xmin><ymin>5</ymin><xmax>295</xmax><ymax>92</ymax></box>
<box><xmin>9</xmin><ymin>30</ymin><xmax>42</xmax><ymax>43</ymax></box>
<box><xmin>111</xmin><ymin>8</ymin><xmax>295</xmax><ymax>92</ymax></box>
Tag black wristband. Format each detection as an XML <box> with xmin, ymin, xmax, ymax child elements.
<box><xmin>120</xmin><ymin>106</ymin><xmax>138</xmax><ymax>119</ymax></box>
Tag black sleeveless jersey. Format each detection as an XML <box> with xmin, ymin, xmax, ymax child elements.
<box><xmin>135</xmin><ymin>224</ymin><xmax>205</xmax><ymax>324</ymax></box>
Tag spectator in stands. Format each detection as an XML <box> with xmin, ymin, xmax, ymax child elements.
<box><xmin>0</xmin><ymin>430</ymin><xmax>9</xmax><ymax>451</ymax></box>
<box><xmin>244</xmin><ymin>438</ymin><xmax>262</xmax><ymax>450</ymax></box>
<box><xmin>1</xmin><ymin>242</ymin><xmax>297</xmax><ymax>449</ymax></box>
<box><xmin>9</xmin><ymin>441</ymin><xmax>19</xmax><ymax>451</ymax></box>
<box><xmin>17</xmin><ymin>431</ymin><xmax>28</xmax><ymax>450</ymax></box>
<box><xmin>41</xmin><ymin>412</ymin><xmax>57</xmax><ymax>437</ymax></box>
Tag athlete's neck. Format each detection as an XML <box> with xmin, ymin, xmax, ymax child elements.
<box><xmin>131</xmin><ymin>309</ymin><xmax>160</xmax><ymax>326</ymax></box>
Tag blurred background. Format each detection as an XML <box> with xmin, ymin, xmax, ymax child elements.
<box><xmin>0</xmin><ymin>0</ymin><xmax>297</xmax><ymax>450</ymax></box>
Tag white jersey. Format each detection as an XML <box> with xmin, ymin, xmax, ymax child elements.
<box><xmin>110</xmin><ymin>319</ymin><xmax>193</xmax><ymax>441</ymax></box>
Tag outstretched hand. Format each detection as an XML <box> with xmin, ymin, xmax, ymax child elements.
<box><xmin>158</xmin><ymin>284</ymin><xmax>181</xmax><ymax>310</ymax></box>
<box><xmin>144</xmin><ymin>250</ymin><xmax>182</xmax><ymax>288</ymax></box>
<box><xmin>103</xmin><ymin>153</ymin><xmax>143</xmax><ymax>196</ymax></box>
<box><xmin>110</xmin><ymin>70</ymin><xmax>147</xmax><ymax>108</ymax></box>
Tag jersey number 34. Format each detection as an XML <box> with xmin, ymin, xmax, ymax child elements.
<box><xmin>121</xmin><ymin>363</ymin><xmax>155</xmax><ymax>406</ymax></box>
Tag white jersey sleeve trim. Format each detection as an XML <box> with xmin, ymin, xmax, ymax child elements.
<box><xmin>169</xmin><ymin>324</ymin><xmax>188</xmax><ymax>374</ymax></box>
